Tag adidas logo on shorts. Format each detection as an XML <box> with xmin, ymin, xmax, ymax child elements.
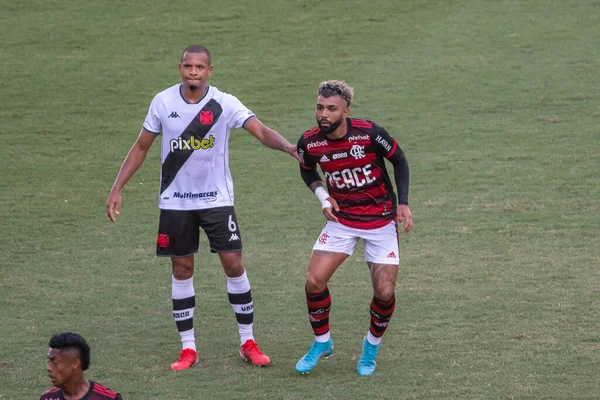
<box><xmin>387</xmin><ymin>251</ymin><xmax>397</xmax><ymax>258</ymax></box>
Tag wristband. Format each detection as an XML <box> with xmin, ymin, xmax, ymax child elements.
<box><xmin>314</xmin><ymin>186</ymin><xmax>331</xmax><ymax>209</ymax></box>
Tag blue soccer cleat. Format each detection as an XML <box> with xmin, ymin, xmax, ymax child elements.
<box><xmin>295</xmin><ymin>339</ymin><xmax>334</xmax><ymax>374</ymax></box>
<box><xmin>357</xmin><ymin>338</ymin><xmax>380</xmax><ymax>376</ymax></box>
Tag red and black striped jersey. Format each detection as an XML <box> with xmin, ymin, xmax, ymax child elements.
<box><xmin>297</xmin><ymin>118</ymin><xmax>402</xmax><ymax>230</ymax></box>
<box><xmin>40</xmin><ymin>382</ymin><xmax>123</xmax><ymax>400</ymax></box>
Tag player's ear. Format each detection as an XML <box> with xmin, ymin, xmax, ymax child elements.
<box><xmin>72</xmin><ymin>356</ymin><xmax>82</xmax><ymax>371</ymax></box>
<box><xmin>343</xmin><ymin>106</ymin><xmax>350</xmax><ymax>118</ymax></box>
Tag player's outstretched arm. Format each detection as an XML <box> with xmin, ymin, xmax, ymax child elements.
<box><xmin>244</xmin><ymin>118</ymin><xmax>300</xmax><ymax>162</ymax></box>
<box><xmin>106</xmin><ymin>129</ymin><xmax>157</xmax><ymax>223</ymax></box>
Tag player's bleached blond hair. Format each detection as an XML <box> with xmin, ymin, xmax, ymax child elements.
<box><xmin>317</xmin><ymin>80</ymin><xmax>354</xmax><ymax>106</ymax></box>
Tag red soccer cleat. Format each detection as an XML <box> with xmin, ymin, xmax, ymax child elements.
<box><xmin>239</xmin><ymin>339</ymin><xmax>271</xmax><ymax>366</ymax></box>
<box><xmin>171</xmin><ymin>348</ymin><xmax>199</xmax><ymax>371</ymax></box>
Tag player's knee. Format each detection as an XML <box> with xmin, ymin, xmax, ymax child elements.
<box><xmin>374</xmin><ymin>286</ymin><xmax>395</xmax><ymax>302</ymax></box>
<box><xmin>172</xmin><ymin>259</ymin><xmax>194</xmax><ymax>280</ymax></box>
<box><xmin>223</xmin><ymin>264</ymin><xmax>244</xmax><ymax>277</ymax></box>
<box><xmin>221</xmin><ymin>256</ymin><xmax>244</xmax><ymax>277</ymax></box>
<box><xmin>305</xmin><ymin>274</ymin><xmax>327</xmax><ymax>294</ymax></box>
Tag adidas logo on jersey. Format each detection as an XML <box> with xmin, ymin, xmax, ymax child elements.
<box><xmin>387</xmin><ymin>251</ymin><xmax>397</xmax><ymax>258</ymax></box>
<box><xmin>320</xmin><ymin>154</ymin><xmax>330</xmax><ymax>163</ymax></box>
<box><xmin>229</xmin><ymin>233</ymin><xmax>240</xmax><ymax>241</ymax></box>
<box><xmin>168</xmin><ymin>111</ymin><xmax>180</xmax><ymax>118</ymax></box>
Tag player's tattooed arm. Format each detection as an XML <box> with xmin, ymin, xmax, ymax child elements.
<box><xmin>309</xmin><ymin>181</ymin><xmax>339</xmax><ymax>222</ymax></box>
<box><xmin>367</xmin><ymin>262</ymin><xmax>399</xmax><ymax>300</ymax></box>
<box><xmin>299</xmin><ymin>158</ymin><xmax>338</xmax><ymax>221</ymax></box>
<box><xmin>310</xmin><ymin>181</ymin><xmax>325</xmax><ymax>192</ymax></box>
<box><xmin>300</xmin><ymin>165</ymin><xmax>322</xmax><ymax>188</ymax></box>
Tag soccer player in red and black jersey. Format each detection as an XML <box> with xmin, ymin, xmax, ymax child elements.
<box><xmin>295</xmin><ymin>80</ymin><xmax>413</xmax><ymax>376</ymax></box>
<box><xmin>41</xmin><ymin>333</ymin><xmax>123</xmax><ymax>400</ymax></box>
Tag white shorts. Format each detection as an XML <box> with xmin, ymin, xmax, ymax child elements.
<box><xmin>312</xmin><ymin>220</ymin><xmax>400</xmax><ymax>265</ymax></box>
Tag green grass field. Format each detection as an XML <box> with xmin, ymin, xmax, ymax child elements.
<box><xmin>1</xmin><ymin>0</ymin><xmax>599</xmax><ymax>398</ymax></box>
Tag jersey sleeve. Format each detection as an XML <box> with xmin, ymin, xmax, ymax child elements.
<box><xmin>142</xmin><ymin>94</ymin><xmax>162</xmax><ymax>135</ymax></box>
<box><xmin>372</xmin><ymin>124</ymin><xmax>410</xmax><ymax>204</ymax></box>
<box><xmin>225</xmin><ymin>94</ymin><xmax>256</xmax><ymax>129</ymax></box>
<box><xmin>371</xmin><ymin>124</ymin><xmax>398</xmax><ymax>158</ymax></box>
<box><xmin>297</xmin><ymin>135</ymin><xmax>322</xmax><ymax>187</ymax></box>
<box><xmin>297</xmin><ymin>135</ymin><xmax>318</xmax><ymax>170</ymax></box>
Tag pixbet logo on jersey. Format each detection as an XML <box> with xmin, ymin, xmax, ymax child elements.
<box><xmin>348</xmin><ymin>134</ymin><xmax>369</xmax><ymax>142</ymax></box>
<box><xmin>170</xmin><ymin>134</ymin><xmax>215</xmax><ymax>152</ymax></box>
<box><xmin>307</xmin><ymin>139</ymin><xmax>328</xmax><ymax>149</ymax></box>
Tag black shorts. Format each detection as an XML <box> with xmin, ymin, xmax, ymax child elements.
<box><xmin>156</xmin><ymin>206</ymin><xmax>242</xmax><ymax>257</ymax></box>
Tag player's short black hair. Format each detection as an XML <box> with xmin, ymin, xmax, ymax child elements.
<box><xmin>181</xmin><ymin>44</ymin><xmax>212</xmax><ymax>64</ymax></box>
<box><xmin>49</xmin><ymin>332</ymin><xmax>91</xmax><ymax>371</ymax></box>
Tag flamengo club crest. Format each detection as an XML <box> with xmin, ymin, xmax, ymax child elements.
<box><xmin>318</xmin><ymin>232</ymin><xmax>329</xmax><ymax>245</ymax></box>
<box><xmin>350</xmin><ymin>145</ymin><xmax>365</xmax><ymax>159</ymax></box>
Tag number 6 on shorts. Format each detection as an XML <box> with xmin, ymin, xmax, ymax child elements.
<box><xmin>228</xmin><ymin>214</ymin><xmax>237</xmax><ymax>232</ymax></box>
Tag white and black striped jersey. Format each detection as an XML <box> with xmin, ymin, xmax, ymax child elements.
<box><xmin>143</xmin><ymin>84</ymin><xmax>256</xmax><ymax>210</ymax></box>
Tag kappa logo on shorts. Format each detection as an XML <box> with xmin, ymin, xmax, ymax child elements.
<box><xmin>157</xmin><ymin>234</ymin><xmax>170</xmax><ymax>248</ymax></box>
<box><xmin>229</xmin><ymin>233</ymin><xmax>240</xmax><ymax>241</ymax></box>
<box><xmin>387</xmin><ymin>251</ymin><xmax>397</xmax><ymax>258</ymax></box>
<box><xmin>318</xmin><ymin>232</ymin><xmax>329</xmax><ymax>245</ymax></box>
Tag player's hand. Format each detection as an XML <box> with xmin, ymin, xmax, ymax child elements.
<box><xmin>397</xmin><ymin>204</ymin><xmax>412</xmax><ymax>233</ymax></box>
<box><xmin>106</xmin><ymin>189</ymin><xmax>122</xmax><ymax>223</ymax></box>
<box><xmin>322</xmin><ymin>197</ymin><xmax>339</xmax><ymax>223</ymax></box>
<box><xmin>287</xmin><ymin>144</ymin><xmax>302</xmax><ymax>163</ymax></box>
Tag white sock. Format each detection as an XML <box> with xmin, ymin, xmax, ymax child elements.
<box><xmin>227</xmin><ymin>270</ymin><xmax>254</xmax><ymax>344</ymax></box>
<box><xmin>366</xmin><ymin>331</ymin><xmax>382</xmax><ymax>345</ymax></box>
<box><xmin>172</xmin><ymin>276</ymin><xmax>196</xmax><ymax>351</ymax></box>
<box><xmin>315</xmin><ymin>332</ymin><xmax>331</xmax><ymax>343</ymax></box>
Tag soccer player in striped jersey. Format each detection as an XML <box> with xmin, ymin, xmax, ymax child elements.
<box><xmin>42</xmin><ymin>333</ymin><xmax>122</xmax><ymax>400</ymax></box>
<box><xmin>106</xmin><ymin>45</ymin><xmax>299</xmax><ymax>371</ymax></box>
<box><xmin>295</xmin><ymin>80</ymin><xmax>413</xmax><ymax>376</ymax></box>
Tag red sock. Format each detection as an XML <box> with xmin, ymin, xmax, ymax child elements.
<box><xmin>306</xmin><ymin>286</ymin><xmax>331</xmax><ymax>336</ymax></box>
<box><xmin>369</xmin><ymin>295</ymin><xmax>396</xmax><ymax>338</ymax></box>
